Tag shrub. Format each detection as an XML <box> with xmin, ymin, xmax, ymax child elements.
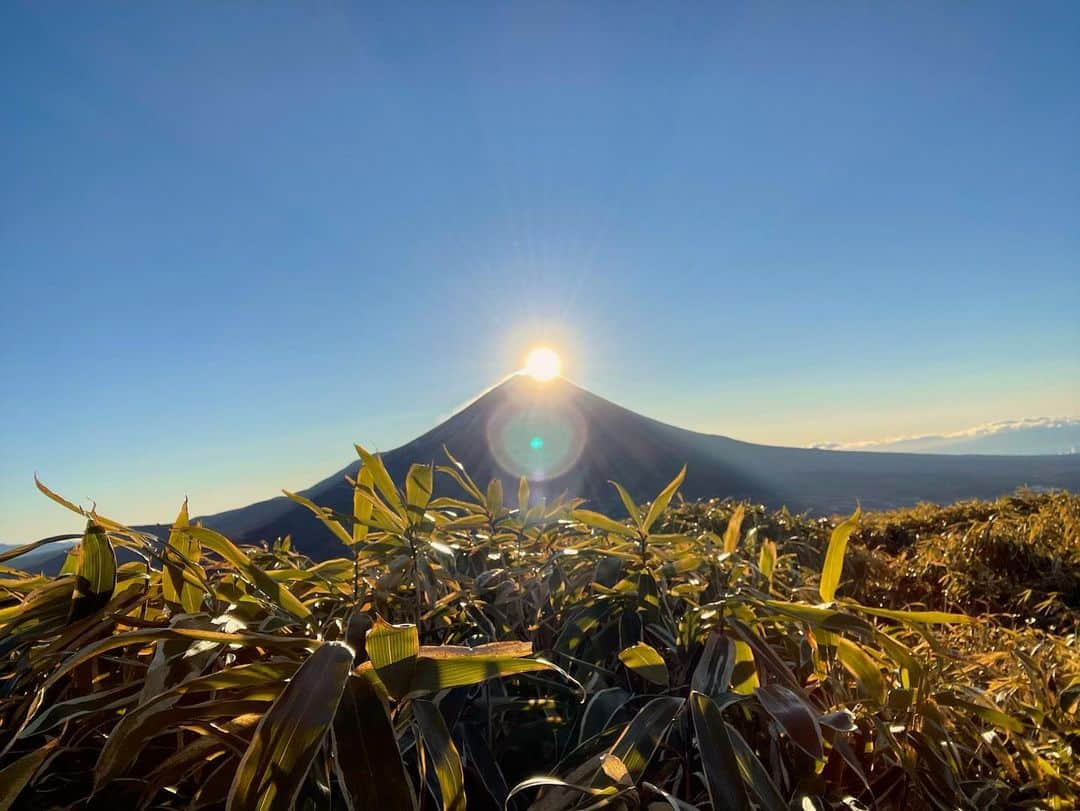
<box><xmin>1</xmin><ymin>450</ymin><xmax>1077</xmax><ymax>809</ymax></box>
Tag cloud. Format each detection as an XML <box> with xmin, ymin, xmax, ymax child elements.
<box><xmin>813</xmin><ymin>417</ymin><xmax>1080</xmax><ymax>455</ymax></box>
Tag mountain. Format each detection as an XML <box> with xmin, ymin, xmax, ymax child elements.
<box><xmin>813</xmin><ymin>417</ymin><xmax>1080</xmax><ymax>455</ymax></box>
<box><xmin>1</xmin><ymin>542</ymin><xmax>73</xmax><ymax>575</ymax></box>
<box><xmin>171</xmin><ymin>375</ymin><xmax>1080</xmax><ymax>561</ymax></box>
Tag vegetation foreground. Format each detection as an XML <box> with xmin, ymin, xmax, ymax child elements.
<box><xmin>2</xmin><ymin>448</ymin><xmax>1079</xmax><ymax>810</ymax></box>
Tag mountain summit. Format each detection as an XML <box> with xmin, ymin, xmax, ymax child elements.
<box><xmin>193</xmin><ymin>375</ymin><xmax>1080</xmax><ymax>558</ymax></box>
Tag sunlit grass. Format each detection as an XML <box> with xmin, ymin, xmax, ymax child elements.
<box><xmin>1</xmin><ymin>453</ymin><xmax>1077</xmax><ymax>809</ymax></box>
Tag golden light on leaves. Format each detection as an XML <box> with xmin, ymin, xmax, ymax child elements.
<box><xmin>523</xmin><ymin>347</ymin><xmax>561</xmax><ymax>381</ymax></box>
<box><xmin>4</xmin><ymin>467</ymin><xmax>1073</xmax><ymax>809</ymax></box>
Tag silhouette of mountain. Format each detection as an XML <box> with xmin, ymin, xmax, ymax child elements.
<box><xmin>170</xmin><ymin>375</ymin><xmax>1080</xmax><ymax>561</ymax></box>
<box><xmin>2</xmin><ymin>545</ymin><xmax>71</xmax><ymax>575</ymax></box>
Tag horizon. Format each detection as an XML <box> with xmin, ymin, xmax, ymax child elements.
<box><xmin>3</xmin><ymin>3</ymin><xmax>1079</xmax><ymax>540</ymax></box>
<box><xmin>3</xmin><ymin>368</ymin><xmax>1077</xmax><ymax>542</ymax></box>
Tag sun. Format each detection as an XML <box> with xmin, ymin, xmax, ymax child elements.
<box><xmin>523</xmin><ymin>347</ymin><xmax>561</xmax><ymax>381</ymax></box>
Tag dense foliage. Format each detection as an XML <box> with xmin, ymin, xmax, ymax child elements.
<box><xmin>1</xmin><ymin>447</ymin><xmax>1078</xmax><ymax>810</ymax></box>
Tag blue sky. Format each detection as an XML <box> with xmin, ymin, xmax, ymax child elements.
<box><xmin>2</xmin><ymin>3</ymin><xmax>1077</xmax><ymax>540</ymax></box>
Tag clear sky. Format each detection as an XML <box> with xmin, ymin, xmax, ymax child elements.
<box><xmin>2</xmin><ymin>3</ymin><xmax>1078</xmax><ymax>541</ymax></box>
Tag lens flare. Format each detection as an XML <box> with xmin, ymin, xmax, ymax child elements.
<box><xmin>524</xmin><ymin>347</ymin><xmax>561</xmax><ymax>381</ymax></box>
<box><xmin>486</xmin><ymin>379</ymin><xmax>586</xmax><ymax>482</ymax></box>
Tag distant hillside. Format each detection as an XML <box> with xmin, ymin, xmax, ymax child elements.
<box><xmin>171</xmin><ymin>376</ymin><xmax>1080</xmax><ymax>560</ymax></box>
<box><xmin>1</xmin><ymin>542</ymin><xmax>73</xmax><ymax>575</ymax></box>
<box><xmin>814</xmin><ymin>417</ymin><xmax>1080</xmax><ymax>455</ymax></box>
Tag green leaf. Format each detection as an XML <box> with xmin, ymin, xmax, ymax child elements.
<box><xmin>660</xmin><ymin>554</ymin><xmax>704</xmax><ymax>577</ymax></box>
<box><xmin>69</xmin><ymin>522</ymin><xmax>116</xmax><ymax>621</ymax></box>
<box><xmin>0</xmin><ymin>533</ymin><xmax>81</xmax><ymax>565</ymax></box>
<box><xmin>820</xmin><ymin>709</ymin><xmax>857</xmax><ymax>732</ymax></box>
<box><xmin>0</xmin><ymin>578</ymin><xmax>72</xmax><ymax>633</ymax></box>
<box><xmin>754</xmin><ymin>684</ymin><xmax>824</xmax><ymax>760</ymax></box>
<box><xmin>507</xmin><ymin>769</ymin><xmax>624</xmax><ymax>808</ymax></box>
<box><xmin>1059</xmin><ymin>677</ymin><xmax>1080</xmax><ymax>715</ymax></box>
<box><xmin>185</xmin><ymin>526</ymin><xmax>312</xmax><ymax>622</ymax></box>
<box><xmin>729</xmin><ymin>620</ymin><xmax>798</xmax><ymax>692</ymax></box>
<box><xmin>640</xmin><ymin>779</ymin><xmax>697</xmax><ymax>811</ymax></box>
<box><xmin>690</xmin><ymin>691</ymin><xmax>753</xmax><ymax>811</ymax></box>
<box><xmin>23</xmin><ymin>683</ymin><xmax>139</xmax><ymax>738</ymax></box>
<box><xmin>517</xmin><ymin>476</ymin><xmax>530</xmax><ymax>512</ymax></box>
<box><xmin>40</xmin><ymin>627</ymin><xmax>309</xmax><ymax>696</ymax></box>
<box><xmin>33</xmin><ymin>475</ymin><xmax>127</xmax><ymax>532</ymax></box>
<box><xmin>59</xmin><ymin>546</ymin><xmax>79</xmax><ymax>575</ymax></box>
<box><xmin>364</xmin><ymin>634</ymin><xmax>563</xmax><ymax>700</ymax></box>
<box><xmin>462</xmin><ymin>728</ymin><xmax>509</xmax><ymax>810</ymax></box>
<box><xmin>618</xmin><ymin>642</ymin><xmax>669</xmax><ymax>687</ymax></box>
<box><xmin>759</xmin><ymin>599</ymin><xmax>875</xmax><ymax>636</ymax></box>
<box><xmin>833</xmin><ymin>635</ymin><xmax>887</xmax><ymax>704</ymax></box>
<box><xmin>436</xmin><ymin>447</ymin><xmax>485</xmax><ymax>502</ymax></box>
<box><xmin>642</xmin><ymin>466</ymin><xmax>686</xmax><ymax>534</ymax></box>
<box><xmin>608</xmin><ymin>696</ymin><xmax>684</xmax><ymax>781</ymax></box>
<box><xmin>0</xmin><ymin>738</ymin><xmax>57</xmax><ymax>811</ymax></box>
<box><xmin>227</xmin><ymin>642</ymin><xmax>354</xmax><ymax>811</ymax></box>
<box><xmin>101</xmin><ymin>698</ymin><xmax>278</xmax><ymax>791</ymax></box>
<box><xmin>440</xmin><ymin>513</ymin><xmax>489</xmax><ymax>530</ymax></box>
<box><xmin>352</xmin><ymin>482</ymin><xmax>408</xmax><ymax>532</ymax></box>
<box><xmin>413</xmin><ymin>699</ymin><xmax>465</xmax><ymax>811</ymax></box>
<box><xmin>409</xmin><ymin>645</ymin><xmax>559</xmax><ymax>697</ymax></box>
<box><xmin>485</xmin><ymin>478</ymin><xmax>503</xmax><ymax>515</ymax></box>
<box><xmin>162</xmin><ymin>500</ymin><xmax>205</xmax><ymax>614</ymax></box>
<box><xmin>726</xmin><ymin>724</ymin><xmax>786</xmax><ymax>811</ymax></box>
<box><xmin>572</xmin><ymin>509</ymin><xmax>637</xmax><ymax>538</ymax></box>
<box><xmin>137</xmin><ymin>716</ymin><xmax>261</xmax><ymax>809</ymax></box>
<box><xmin>731</xmin><ymin>638</ymin><xmax>759</xmax><ymax>695</ymax></box>
<box><xmin>405</xmin><ymin>463</ymin><xmax>434</xmax><ymax>519</ymax></box>
<box><xmin>94</xmin><ymin>661</ymin><xmax>299</xmax><ymax>786</ymax></box>
<box><xmin>819</xmin><ymin>507</ymin><xmax>860</xmax><ymax>603</ymax></box>
<box><xmin>355</xmin><ymin>444</ymin><xmax>406</xmax><ymax>519</ymax></box>
<box><xmin>332</xmin><ymin>673</ymin><xmax>415</xmax><ymax>811</ymax></box>
<box><xmin>609</xmin><ymin>480</ymin><xmax>642</xmax><ymax>527</ymax></box>
<box><xmin>758</xmin><ymin>538</ymin><xmax>777</xmax><ymax>584</ymax></box>
<box><xmin>365</xmin><ymin>618</ymin><xmax>419</xmax><ymax>699</ymax></box>
<box><xmin>874</xmin><ymin>629</ymin><xmax>923</xmax><ymax>688</ymax></box>
<box><xmin>283</xmin><ymin>489</ymin><xmax>354</xmax><ymax>548</ymax></box>
<box><xmin>352</xmin><ymin>466</ymin><xmax>375</xmax><ymax>543</ymax></box>
<box><xmin>845</xmin><ymin>602</ymin><xmax>976</xmax><ymax>625</ymax></box>
<box><xmin>4</xmin><ymin>627</ymin><xmax>311</xmax><ymax>750</ymax></box>
<box><xmin>723</xmin><ymin>504</ymin><xmax>746</xmax><ymax>555</ymax></box>
<box><xmin>692</xmin><ymin>632</ymin><xmax>735</xmax><ymax>698</ymax></box>
<box><xmin>934</xmin><ymin>691</ymin><xmax>1025</xmax><ymax>734</ymax></box>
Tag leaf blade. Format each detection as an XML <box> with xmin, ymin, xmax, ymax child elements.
<box><xmin>689</xmin><ymin>691</ymin><xmax>753</xmax><ymax>811</ymax></box>
<box><xmin>819</xmin><ymin>507</ymin><xmax>860</xmax><ymax>603</ymax></box>
<box><xmin>618</xmin><ymin>642</ymin><xmax>669</xmax><ymax>687</ymax></box>
<box><xmin>69</xmin><ymin>522</ymin><xmax>116</xmax><ymax>621</ymax></box>
<box><xmin>227</xmin><ymin>642</ymin><xmax>354</xmax><ymax>811</ymax></box>
<box><xmin>332</xmin><ymin>673</ymin><xmax>415</xmax><ymax>811</ymax></box>
<box><xmin>413</xmin><ymin>699</ymin><xmax>466</xmax><ymax>811</ymax></box>
<box><xmin>642</xmin><ymin>466</ymin><xmax>686</xmax><ymax>534</ymax></box>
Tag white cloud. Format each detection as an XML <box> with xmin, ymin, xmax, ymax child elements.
<box><xmin>813</xmin><ymin>417</ymin><xmax>1080</xmax><ymax>454</ymax></box>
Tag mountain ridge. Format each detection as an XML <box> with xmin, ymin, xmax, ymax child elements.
<box><xmin>178</xmin><ymin>375</ymin><xmax>1080</xmax><ymax>560</ymax></box>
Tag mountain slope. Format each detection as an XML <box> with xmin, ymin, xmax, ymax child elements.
<box><xmin>180</xmin><ymin>376</ymin><xmax>1080</xmax><ymax>560</ymax></box>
